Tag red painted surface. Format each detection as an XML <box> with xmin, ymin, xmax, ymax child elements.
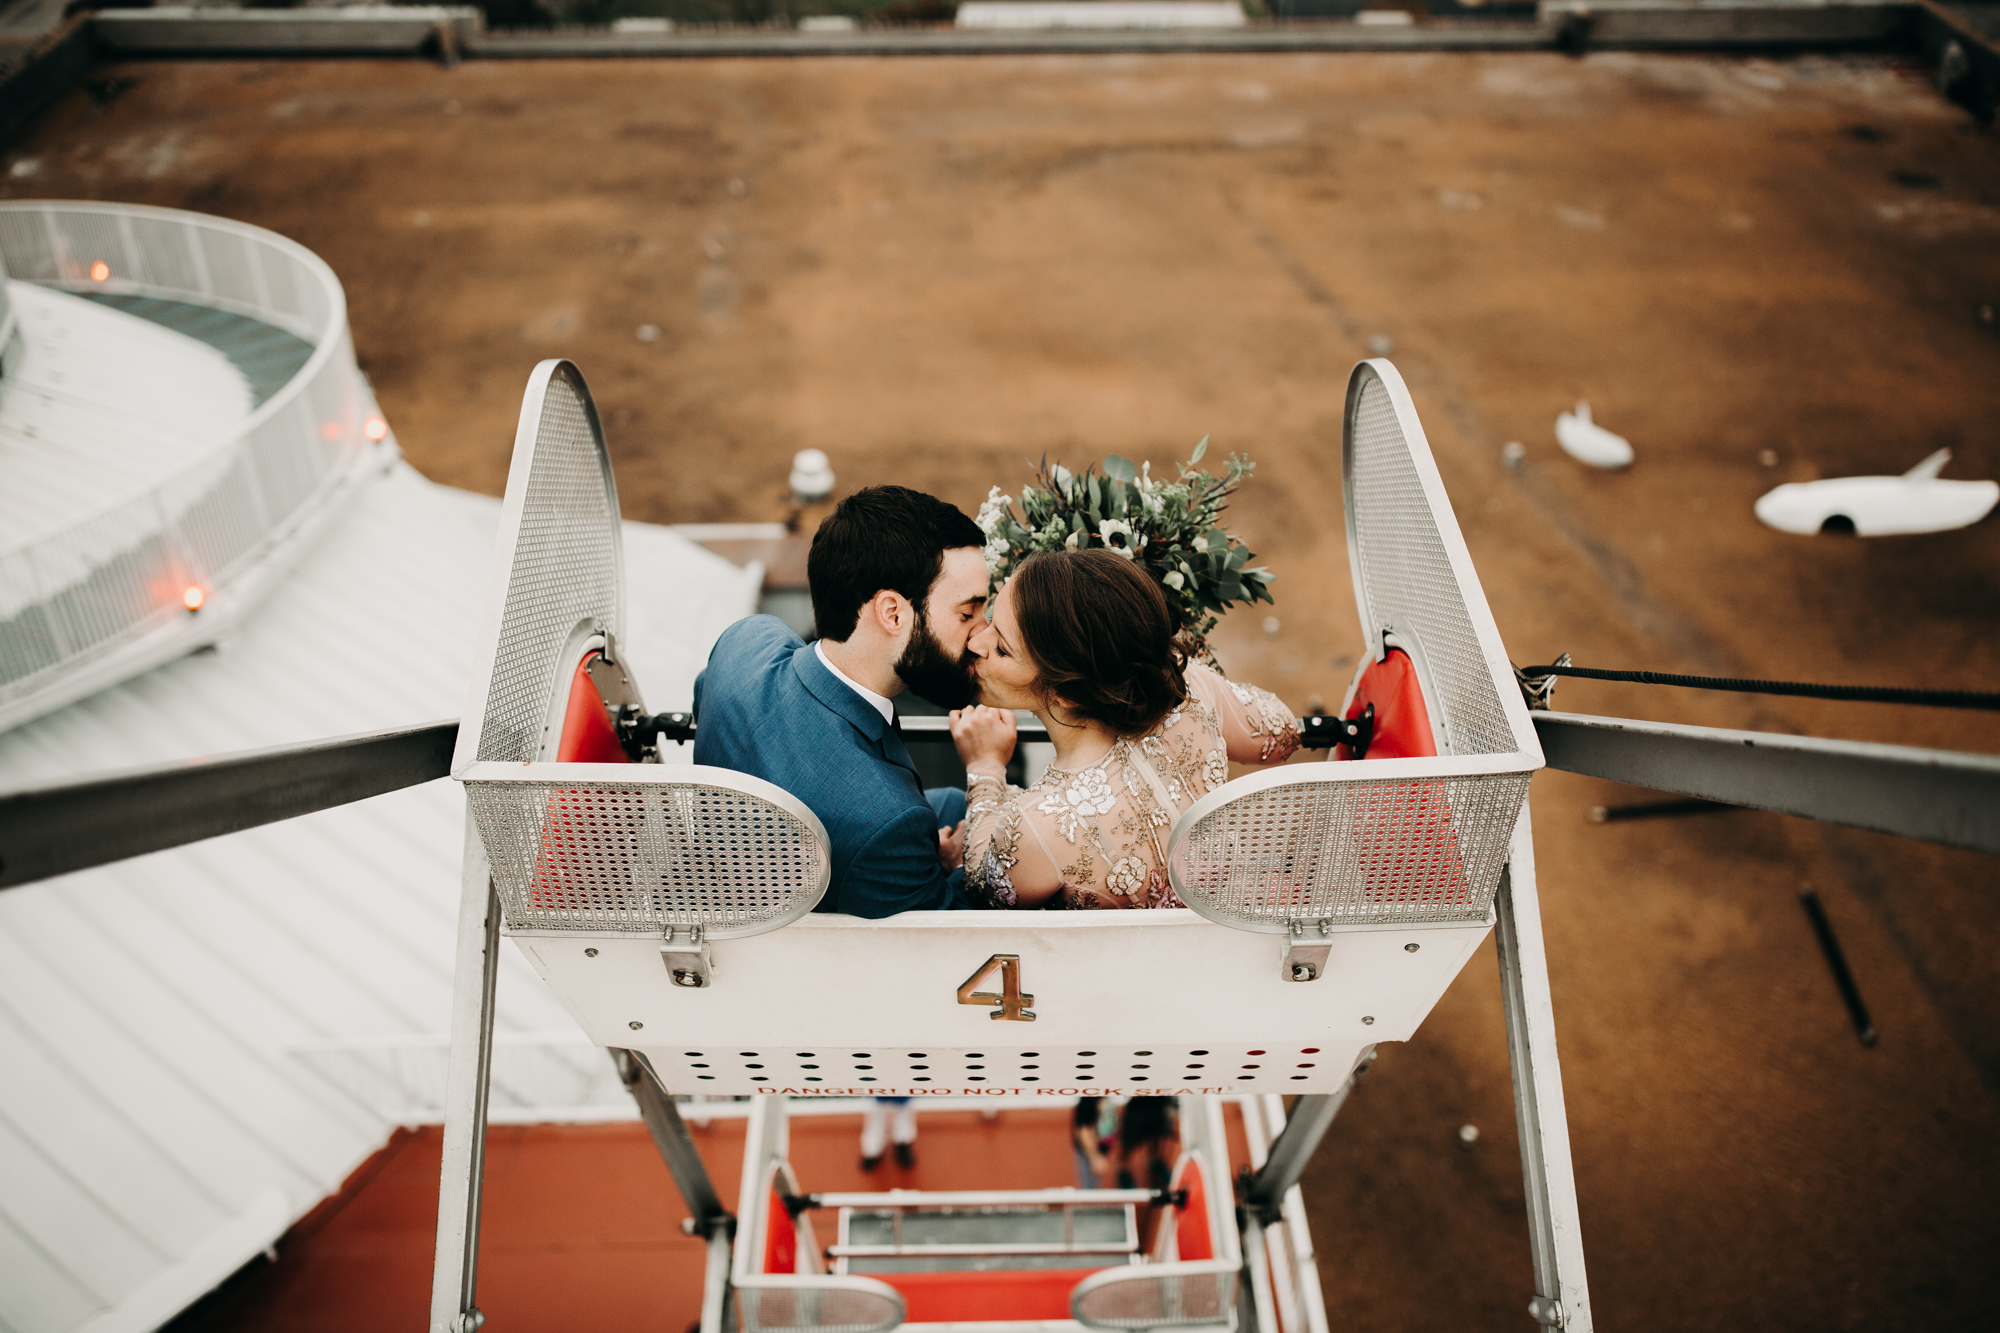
<box><xmin>878</xmin><ymin>1268</ymin><xmax>1107</xmax><ymax>1322</ymax></box>
<box><xmin>165</xmin><ymin>1110</ymin><xmax>1082</xmax><ymax>1333</ymax></box>
<box><xmin>1338</xmin><ymin>648</ymin><xmax>1437</xmax><ymax>761</ymax></box>
<box><xmin>554</xmin><ymin>654</ymin><xmax>630</xmax><ymax>764</ymax></box>
<box><xmin>1172</xmin><ymin>1154</ymin><xmax>1214</xmax><ymax>1261</ymax></box>
<box><xmin>763</xmin><ymin>1185</ymin><xmax>798</xmax><ymax>1274</ymax></box>
<box><xmin>524</xmin><ymin>655</ymin><xmax>637</xmax><ymax>910</ymax></box>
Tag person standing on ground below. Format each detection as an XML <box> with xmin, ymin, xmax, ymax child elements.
<box><xmin>1072</xmin><ymin>1096</ymin><xmax>1115</xmax><ymax>1188</ymax></box>
<box><xmin>861</xmin><ymin>1097</ymin><xmax>918</xmax><ymax>1171</ymax></box>
<box><xmin>1115</xmin><ymin>1096</ymin><xmax>1178</xmax><ymax>1191</ymax></box>
<box><xmin>693</xmin><ymin>486</ymin><xmax>989</xmax><ymax>915</ymax></box>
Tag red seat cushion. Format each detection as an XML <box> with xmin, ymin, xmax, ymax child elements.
<box><xmin>554</xmin><ymin>653</ymin><xmax>630</xmax><ymax>764</ymax></box>
<box><xmin>1339</xmin><ymin>648</ymin><xmax>1437</xmax><ymax>761</ymax></box>
<box><xmin>763</xmin><ymin>1187</ymin><xmax>797</xmax><ymax>1275</ymax></box>
<box><xmin>1172</xmin><ymin>1156</ymin><xmax>1214</xmax><ymax>1262</ymax></box>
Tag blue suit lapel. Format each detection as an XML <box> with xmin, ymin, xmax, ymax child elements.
<box><xmin>791</xmin><ymin>644</ymin><xmax>922</xmax><ymax>784</ymax></box>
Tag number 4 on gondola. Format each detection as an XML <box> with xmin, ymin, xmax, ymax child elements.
<box><xmin>957</xmin><ymin>953</ymin><xmax>1036</xmax><ymax>1021</ymax></box>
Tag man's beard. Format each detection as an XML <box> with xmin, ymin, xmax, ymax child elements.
<box><xmin>895</xmin><ymin>605</ymin><xmax>978</xmax><ymax>710</ymax></box>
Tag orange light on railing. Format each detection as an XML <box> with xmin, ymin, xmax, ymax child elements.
<box><xmin>89</xmin><ymin>261</ymin><xmax>109</xmax><ymax>282</ymax></box>
<box><xmin>364</xmin><ymin>416</ymin><xmax>389</xmax><ymax>442</ymax></box>
<box><xmin>182</xmin><ymin>585</ymin><xmax>206</xmax><ymax>611</ymax></box>
<box><xmin>320</xmin><ymin>421</ymin><xmax>341</xmax><ymax>441</ymax></box>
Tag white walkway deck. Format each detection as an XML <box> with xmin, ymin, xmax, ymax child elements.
<box><xmin>0</xmin><ymin>462</ymin><xmax>760</xmax><ymax>1333</ymax></box>
<box><xmin>0</xmin><ymin>282</ymin><xmax>252</xmax><ymax>552</ymax></box>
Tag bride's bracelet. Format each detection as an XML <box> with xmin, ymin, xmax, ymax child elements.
<box><xmin>965</xmin><ymin>763</ymin><xmax>1008</xmax><ymax>787</ymax></box>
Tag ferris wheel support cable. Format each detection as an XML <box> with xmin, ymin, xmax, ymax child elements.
<box><xmin>1517</xmin><ymin>662</ymin><xmax>2000</xmax><ymax>712</ymax></box>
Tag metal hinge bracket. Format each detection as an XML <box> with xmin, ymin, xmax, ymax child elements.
<box><xmin>661</xmin><ymin>924</ymin><xmax>712</xmax><ymax>988</ymax></box>
<box><xmin>1282</xmin><ymin>918</ymin><xmax>1333</xmax><ymax>982</ymax></box>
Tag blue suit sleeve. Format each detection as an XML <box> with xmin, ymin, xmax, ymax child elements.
<box><xmin>839</xmin><ymin>804</ymin><xmax>974</xmax><ymax>917</ymax></box>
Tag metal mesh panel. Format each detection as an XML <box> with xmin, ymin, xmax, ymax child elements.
<box><xmin>49</xmin><ymin>211</ymin><xmax>125</xmax><ymax>283</ymax></box>
<box><xmin>170</xmin><ymin>453</ymin><xmax>271</xmax><ymax>585</ymax></box>
<box><xmin>473</xmin><ymin>372</ymin><xmax>620</xmax><ymax>763</ymax></box>
<box><xmin>467</xmin><ymin>779</ymin><xmax>828</xmax><ymax>936</ymax></box>
<box><xmin>1171</xmin><ymin>772</ymin><xmax>1530</xmax><ymax>928</ymax></box>
<box><xmin>0</xmin><ymin>210</ymin><xmax>56</xmax><ymax>279</ymax></box>
<box><xmin>199</xmin><ymin>226</ymin><xmax>262</xmax><ymax>310</ymax></box>
<box><xmin>1073</xmin><ymin>1268</ymin><xmax>1236</xmax><ymax>1330</ymax></box>
<box><xmin>735</xmin><ymin>1282</ymin><xmax>902</xmax><ymax>1333</ymax></box>
<box><xmin>258</xmin><ymin>242</ymin><xmax>303</xmax><ymax>323</ymax></box>
<box><xmin>1349</xmin><ymin>372</ymin><xmax>1515</xmax><ymax>757</ymax></box>
<box><xmin>128</xmin><ymin>214</ymin><xmax>204</xmax><ymax>294</ymax></box>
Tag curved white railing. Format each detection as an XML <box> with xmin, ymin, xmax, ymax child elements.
<box><xmin>0</xmin><ymin>201</ymin><xmax>394</xmax><ymax>732</ymax></box>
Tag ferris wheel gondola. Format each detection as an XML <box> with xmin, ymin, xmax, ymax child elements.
<box><xmin>429</xmin><ymin>356</ymin><xmax>1589</xmax><ymax>1333</ymax></box>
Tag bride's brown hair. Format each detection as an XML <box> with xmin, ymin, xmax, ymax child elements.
<box><xmin>1011</xmin><ymin>549</ymin><xmax>1189</xmax><ymax>738</ymax></box>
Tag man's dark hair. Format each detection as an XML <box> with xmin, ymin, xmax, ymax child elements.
<box><xmin>808</xmin><ymin>486</ymin><xmax>985</xmax><ymax>642</ymax></box>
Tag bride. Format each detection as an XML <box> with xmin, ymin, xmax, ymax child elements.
<box><xmin>948</xmin><ymin>548</ymin><xmax>1300</xmax><ymax>910</ymax></box>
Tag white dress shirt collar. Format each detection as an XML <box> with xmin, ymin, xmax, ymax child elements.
<box><xmin>815</xmin><ymin>640</ymin><xmax>895</xmax><ymax>725</ymax></box>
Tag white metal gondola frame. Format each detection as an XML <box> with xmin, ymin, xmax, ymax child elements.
<box><xmin>429</xmin><ymin>357</ymin><xmax>1594</xmax><ymax>1333</ymax></box>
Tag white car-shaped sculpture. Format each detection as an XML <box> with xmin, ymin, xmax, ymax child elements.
<box><xmin>1754</xmin><ymin>448</ymin><xmax>1998</xmax><ymax>536</ymax></box>
<box><xmin>1556</xmin><ymin>400</ymin><xmax>1633</xmax><ymax>469</ymax></box>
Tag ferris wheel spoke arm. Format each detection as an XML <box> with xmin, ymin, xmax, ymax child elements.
<box><xmin>429</xmin><ymin>822</ymin><xmax>501</xmax><ymax>1333</ymax></box>
<box><xmin>1498</xmin><ymin>804</ymin><xmax>1592</xmax><ymax>1332</ymax></box>
<box><xmin>1241</xmin><ymin>1048</ymin><xmax>1377</xmax><ymax>1226</ymax></box>
<box><xmin>614</xmin><ymin>1048</ymin><xmax>732</xmax><ymax>1235</ymax></box>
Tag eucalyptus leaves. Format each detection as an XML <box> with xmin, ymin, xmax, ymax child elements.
<box><xmin>975</xmin><ymin>438</ymin><xmax>1275</xmax><ymax>661</ymax></box>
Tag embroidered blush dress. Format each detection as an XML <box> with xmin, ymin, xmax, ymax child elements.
<box><xmin>962</xmin><ymin>663</ymin><xmax>1302</xmax><ymax>911</ymax></box>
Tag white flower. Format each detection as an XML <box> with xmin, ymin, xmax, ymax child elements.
<box><xmin>1096</xmin><ymin>519</ymin><xmax>1139</xmax><ymax>559</ymax></box>
<box><xmin>1163</xmin><ymin>570</ymin><xmax>1184</xmax><ymax>590</ymax></box>
<box><xmin>975</xmin><ymin>487</ymin><xmax>1012</xmax><ymax>537</ymax></box>
<box><xmin>1064</xmin><ymin>529</ymin><xmax>1081</xmax><ymax>550</ymax></box>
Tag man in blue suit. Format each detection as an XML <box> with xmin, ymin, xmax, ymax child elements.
<box><xmin>693</xmin><ymin>486</ymin><xmax>990</xmax><ymax>917</ymax></box>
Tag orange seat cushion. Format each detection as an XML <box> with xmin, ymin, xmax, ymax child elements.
<box><xmin>1339</xmin><ymin>648</ymin><xmax>1437</xmax><ymax>760</ymax></box>
<box><xmin>555</xmin><ymin>653</ymin><xmax>630</xmax><ymax>764</ymax></box>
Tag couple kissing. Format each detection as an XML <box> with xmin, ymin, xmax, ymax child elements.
<box><xmin>692</xmin><ymin>485</ymin><xmax>1299</xmax><ymax>918</ymax></box>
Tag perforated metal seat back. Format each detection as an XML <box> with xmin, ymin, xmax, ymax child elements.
<box><xmin>1168</xmin><ymin>360</ymin><xmax>1540</xmax><ymax>932</ymax></box>
<box><xmin>455</xmin><ymin>361</ymin><xmax>831</xmax><ymax>940</ymax></box>
<box><xmin>1170</xmin><ymin>770</ymin><xmax>1527</xmax><ymax>929</ymax></box>
<box><xmin>1344</xmin><ymin>360</ymin><xmax>1518</xmax><ymax>758</ymax></box>
<box><xmin>453</xmin><ymin>359</ymin><xmax>623</xmax><ymax>771</ymax></box>
<box><xmin>467</xmin><ymin>766</ymin><xmax>831</xmax><ymax>939</ymax></box>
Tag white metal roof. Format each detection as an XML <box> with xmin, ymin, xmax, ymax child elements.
<box><xmin>0</xmin><ymin>281</ymin><xmax>252</xmax><ymax>557</ymax></box>
<box><xmin>0</xmin><ymin>461</ymin><xmax>760</xmax><ymax>1333</ymax></box>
